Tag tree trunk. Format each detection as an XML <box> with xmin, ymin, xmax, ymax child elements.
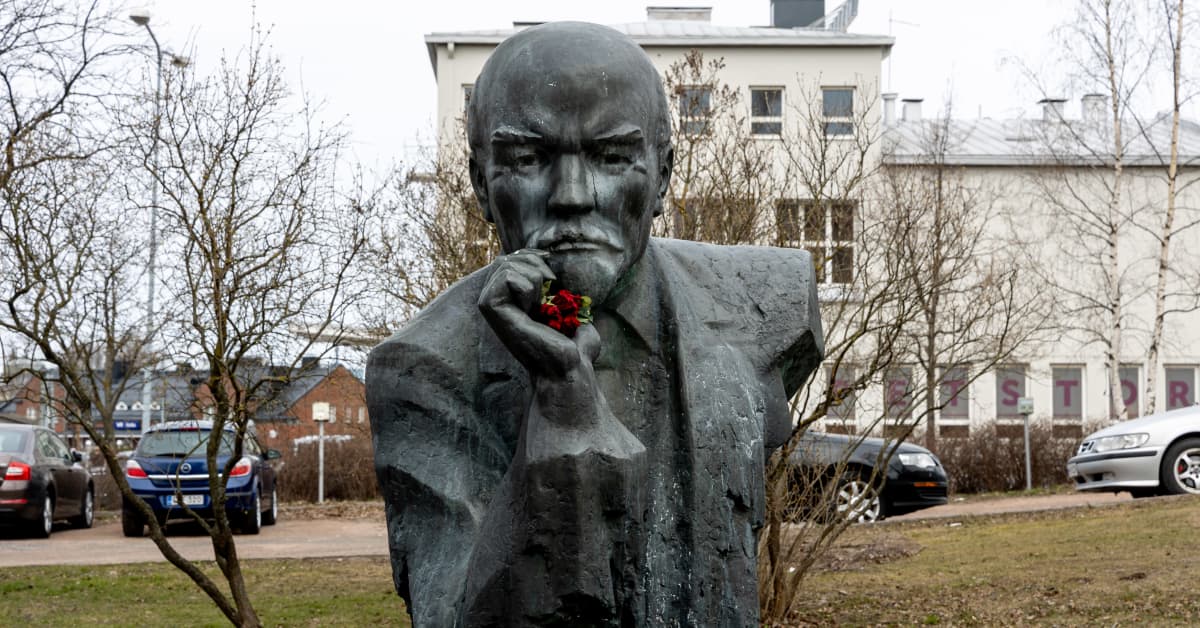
<box><xmin>1144</xmin><ymin>0</ymin><xmax>1185</xmax><ymax>415</ymax></box>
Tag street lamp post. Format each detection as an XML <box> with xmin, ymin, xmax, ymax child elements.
<box><xmin>130</xmin><ymin>11</ymin><xmax>185</xmax><ymax>434</ymax></box>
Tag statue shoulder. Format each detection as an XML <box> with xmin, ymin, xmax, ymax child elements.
<box><xmin>367</xmin><ymin>266</ymin><xmax>492</xmax><ymax>377</ymax></box>
<box><xmin>649</xmin><ymin>237</ymin><xmax>817</xmax><ymax>295</ymax></box>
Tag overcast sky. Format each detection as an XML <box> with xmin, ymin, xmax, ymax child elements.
<box><xmin>138</xmin><ymin>0</ymin><xmax>1182</xmax><ymax>171</ymax></box>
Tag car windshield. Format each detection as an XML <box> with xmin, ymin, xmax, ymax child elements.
<box><xmin>137</xmin><ymin>429</ymin><xmax>237</xmax><ymax>458</ymax></box>
<box><xmin>0</xmin><ymin>428</ymin><xmax>30</xmax><ymax>453</ymax></box>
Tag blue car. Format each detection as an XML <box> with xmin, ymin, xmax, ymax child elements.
<box><xmin>122</xmin><ymin>420</ymin><xmax>281</xmax><ymax>537</ymax></box>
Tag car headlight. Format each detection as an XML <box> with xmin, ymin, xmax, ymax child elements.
<box><xmin>1091</xmin><ymin>433</ymin><xmax>1150</xmax><ymax>453</ymax></box>
<box><xmin>898</xmin><ymin>452</ymin><xmax>938</xmax><ymax>469</ymax></box>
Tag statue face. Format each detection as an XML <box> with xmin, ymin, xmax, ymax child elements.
<box><xmin>471</xmin><ymin>30</ymin><xmax>669</xmax><ymax>304</ymax></box>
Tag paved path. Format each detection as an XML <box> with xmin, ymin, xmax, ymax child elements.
<box><xmin>0</xmin><ymin>517</ymin><xmax>388</xmax><ymax>567</ymax></box>
<box><xmin>0</xmin><ymin>492</ymin><xmax>1135</xmax><ymax>567</ymax></box>
<box><xmin>889</xmin><ymin>490</ymin><xmax>1132</xmax><ymax>521</ymax></box>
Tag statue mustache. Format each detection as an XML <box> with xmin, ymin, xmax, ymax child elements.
<box><xmin>529</xmin><ymin>229</ymin><xmax>621</xmax><ymax>252</ymax></box>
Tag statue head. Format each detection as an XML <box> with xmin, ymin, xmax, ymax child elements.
<box><xmin>467</xmin><ymin>21</ymin><xmax>673</xmax><ymax>304</ymax></box>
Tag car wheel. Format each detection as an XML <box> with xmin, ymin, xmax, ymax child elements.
<box><xmin>834</xmin><ymin>472</ymin><xmax>883</xmax><ymax>524</ymax></box>
<box><xmin>70</xmin><ymin>486</ymin><xmax>95</xmax><ymax>529</ymax></box>
<box><xmin>29</xmin><ymin>495</ymin><xmax>53</xmax><ymax>538</ymax></box>
<box><xmin>240</xmin><ymin>489</ymin><xmax>262</xmax><ymax>535</ymax></box>
<box><xmin>262</xmin><ymin>486</ymin><xmax>278</xmax><ymax>526</ymax></box>
<box><xmin>1161</xmin><ymin>438</ymin><xmax>1200</xmax><ymax>495</ymax></box>
<box><xmin>121</xmin><ymin>502</ymin><xmax>144</xmax><ymax>538</ymax></box>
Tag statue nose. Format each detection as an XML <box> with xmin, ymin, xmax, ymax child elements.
<box><xmin>548</xmin><ymin>154</ymin><xmax>595</xmax><ymax>215</ymax></box>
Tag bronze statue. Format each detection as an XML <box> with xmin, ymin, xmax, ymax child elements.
<box><xmin>368</xmin><ymin>21</ymin><xmax>824</xmax><ymax>627</ymax></box>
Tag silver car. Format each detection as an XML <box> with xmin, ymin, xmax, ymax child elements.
<box><xmin>1067</xmin><ymin>405</ymin><xmax>1200</xmax><ymax>497</ymax></box>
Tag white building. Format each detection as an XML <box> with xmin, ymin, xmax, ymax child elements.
<box><xmin>421</xmin><ymin>3</ymin><xmax>1200</xmax><ymax>439</ymax></box>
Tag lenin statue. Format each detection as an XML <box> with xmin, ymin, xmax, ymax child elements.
<box><xmin>368</xmin><ymin>21</ymin><xmax>824</xmax><ymax>628</ymax></box>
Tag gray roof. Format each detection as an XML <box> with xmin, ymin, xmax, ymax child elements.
<box><xmin>425</xmin><ymin>20</ymin><xmax>893</xmax><ymax>76</ymax></box>
<box><xmin>883</xmin><ymin>114</ymin><xmax>1200</xmax><ymax>167</ymax></box>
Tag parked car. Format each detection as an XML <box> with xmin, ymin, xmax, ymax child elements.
<box><xmin>786</xmin><ymin>431</ymin><xmax>949</xmax><ymax>523</ymax></box>
<box><xmin>1067</xmin><ymin>405</ymin><xmax>1200</xmax><ymax>497</ymax></box>
<box><xmin>123</xmin><ymin>420</ymin><xmax>281</xmax><ymax>537</ymax></box>
<box><xmin>0</xmin><ymin>424</ymin><xmax>94</xmax><ymax>537</ymax></box>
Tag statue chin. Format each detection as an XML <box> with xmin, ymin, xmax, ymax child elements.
<box><xmin>548</xmin><ymin>253</ymin><xmax>623</xmax><ymax>305</ymax></box>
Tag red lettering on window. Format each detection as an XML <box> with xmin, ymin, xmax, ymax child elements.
<box><xmin>1056</xmin><ymin>380</ymin><xmax>1078</xmax><ymax>407</ymax></box>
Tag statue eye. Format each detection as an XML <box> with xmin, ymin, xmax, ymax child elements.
<box><xmin>595</xmin><ymin>150</ymin><xmax>632</xmax><ymax>167</ymax></box>
<box><xmin>503</xmin><ymin>146</ymin><xmax>545</xmax><ymax>170</ymax></box>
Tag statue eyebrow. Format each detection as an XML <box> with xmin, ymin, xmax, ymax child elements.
<box><xmin>592</xmin><ymin>128</ymin><xmax>644</xmax><ymax>145</ymax></box>
<box><xmin>491</xmin><ymin>127</ymin><xmax>543</xmax><ymax>144</ymax></box>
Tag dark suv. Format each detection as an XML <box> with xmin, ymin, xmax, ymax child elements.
<box><xmin>123</xmin><ymin>420</ymin><xmax>281</xmax><ymax>536</ymax></box>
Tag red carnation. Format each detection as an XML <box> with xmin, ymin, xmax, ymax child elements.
<box><xmin>532</xmin><ymin>282</ymin><xmax>593</xmax><ymax>338</ymax></box>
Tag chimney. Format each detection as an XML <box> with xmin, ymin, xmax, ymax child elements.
<box><xmin>882</xmin><ymin>93</ymin><xmax>898</xmax><ymax>125</ymax></box>
<box><xmin>771</xmin><ymin>0</ymin><xmax>825</xmax><ymax>28</ymax></box>
<box><xmin>902</xmin><ymin>98</ymin><xmax>923</xmax><ymax>122</ymax></box>
<box><xmin>1081</xmin><ymin>93</ymin><xmax>1107</xmax><ymax>123</ymax></box>
<box><xmin>646</xmin><ymin>6</ymin><xmax>712</xmax><ymax>22</ymax></box>
<box><xmin>1038</xmin><ymin>97</ymin><xmax>1066</xmax><ymax>122</ymax></box>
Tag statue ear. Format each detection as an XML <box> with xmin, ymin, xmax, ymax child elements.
<box><xmin>469</xmin><ymin>156</ymin><xmax>493</xmax><ymax>222</ymax></box>
<box><xmin>653</xmin><ymin>148</ymin><xmax>673</xmax><ymax>216</ymax></box>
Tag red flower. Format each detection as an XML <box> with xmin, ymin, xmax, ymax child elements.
<box><xmin>532</xmin><ymin>282</ymin><xmax>592</xmax><ymax>338</ymax></box>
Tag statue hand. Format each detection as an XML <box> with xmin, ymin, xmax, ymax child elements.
<box><xmin>478</xmin><ymin>249</ymin><xmax>596</xmax><ymax>378</ymax></box>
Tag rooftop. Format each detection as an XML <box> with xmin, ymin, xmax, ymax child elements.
<box><xmin>425</xmin><ymin>19</ymin><xmax>892</xmax><ymax>76</ymax></box>
<box><xmin>884</xmin><ymin>113</ymin><xmax>1200</xmax><ymax>167</ymax></box>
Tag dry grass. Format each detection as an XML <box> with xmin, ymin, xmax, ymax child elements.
<box><xmin>787</xmin><ymin>495</ymin><xmax>1200</xmax><ymax>625</ymax></box>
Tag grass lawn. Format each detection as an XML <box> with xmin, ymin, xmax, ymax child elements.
<box><xmin>794</xmin><ymin>495</ymin><xmax>1200</xmax><ymax>625</ymax></box>
<box><xmin>0</xmin><ymin>556</ymin><xmax>408</xmax><ymax>627</ymax></box>
<box><xmin>1</xmin><ymin>495</ymin><xmax>1196</xmax><ymax>626</ymax></box>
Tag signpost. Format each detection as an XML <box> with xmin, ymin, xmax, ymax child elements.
<box><xmin>312</xmin><ymin>402</ymin><xmax>331</xmax><ymax>504</ymax></box>
<box><xmin>1018</xmin><ymin>397</ymin><xmax>1034</xmax><ymax>491</ymax></box>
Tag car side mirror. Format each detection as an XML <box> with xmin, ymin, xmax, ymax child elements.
<box><xmin>72</xmin><ymin>449</ymin><xmax>84</xmax><ymax>463</ymax></box>
<box><xmin>266</xmin><ymin>449</ymin><xmax>282</xmax><ymax>460</ymax></box>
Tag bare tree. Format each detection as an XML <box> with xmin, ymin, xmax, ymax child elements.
<box><xmin>359</xmin><ymin>138</ymin><xmax>500</xmax><ymax>335</ymax></box>
<box><xmin>129</xmin><ymin>27</ymin><xmax>366</xmax><ymax>626</ymax></box>
<box><xmin>756</xmin><ymin>98</ymin><xmax>1047</xmax><ymax>621</ymax></box>
<box><xmin>2</xmin><ymin>6</ymin><xmax>365</xmax><ymax>624</ymax></box>
<box><xmin>1143</xmin><ymin>0</ymin><xmax>1200</xmax><ymax>412</ymax></box>
<box><xmin>0</xmin><ymin>0</ymin><xmax>152</xmax><ymax>483</ymax></box>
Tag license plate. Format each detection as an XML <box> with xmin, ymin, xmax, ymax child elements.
<box><xmin>165</xmin><ymin>494</ymin><xmax>205</xmax><ymax>507</ymax></box>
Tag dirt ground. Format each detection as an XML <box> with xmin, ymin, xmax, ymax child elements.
<box><xmin>0</xmin><ymin>491</ymin><xmax>1133</xmax><ymax>568</ymax></box>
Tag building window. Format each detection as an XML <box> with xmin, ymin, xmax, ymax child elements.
<box><xmin>677</xmin><ymin>86</ymin><xmax>712</xmax><ymax>136</ymax></box>
<box><xmin>884</xmin><ymin>366</ymin><xmax>914</xmax><ymax>420</ymax></box>
<box><xmin>939</xmin><ymin>365</ymin><xmax>969</xmax><ymax>420</ymax></box>
<box><xmin>776</xmin><ymin>199</ymin><xmax>855</xmax><ymax>284</ymax></box>
<box><xmin>1052</xmin><ymin>365</ymin><xmax>1084</xmax><ymax>420</ymax></box>
<box><xmin>995</xmin><ymin>365</ymin><xmax>1026</xmax><ymax>418</ymax></box>
<box><xmin>750</xmin><ymin>87</ymin><xmax>783</xmax><ymax>136</ymax></box>
<box><xmin>358</xmin><ymin>406</ymin><xmax>366</xmax><ymax>423</ymax></box>
<box><xmin>462</xmin><ymin>85</ymin><xmax>473</xmax><ymax>111</ymax></box>
<box><xmin>822</xmin><ymin>87</ymin><xmax>854</xmax><ymax>136</ymax></box>
<box><xmin>827</xmin><ymin>364</ymin><xmax>856</xmax><ymax>422</ymax></box>
<box><xmin>1165</xmin><ymin>366</ymin><xmax>1197</xmax><ymax>410</ymax></box>
<box><xmin>1119</xmin><ymin>364</ymin><xmax>1141</xmax><ymax>417</ymax></box>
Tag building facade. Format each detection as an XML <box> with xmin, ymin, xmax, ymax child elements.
<box><xmin>422</xmin><ymin>4</ymin><xmax>1200</xmax><ymax>440</ymax></box>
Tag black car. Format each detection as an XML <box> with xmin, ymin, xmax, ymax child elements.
<box><xmin>123</xmin><ymin>420</ymin><xmax>281</xmax><ymax>536</ymax></box>
<box><xmin>0</xmin><ymin>424</ymin><xmax>94</xmax><ymax>537</ymax></box>
<box><xmin>786</xmin><ymin>431</ymin><xmax>948</xmax><ymax>522</ymax></box>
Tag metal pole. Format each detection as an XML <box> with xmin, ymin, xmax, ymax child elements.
<box><xmin>1023</xmin><ymin>411</ymin><xmax>1033</xmax><ymax>491</ymax></box>
<box><xmin>317</xmin><ymin>421</ymin><xmax>326</xmax><ymax>504</ymax></box>
<box><xmin>139</xmin><ymin>23</ymin><xmax>163</xmax><ymax>435</ymax></box>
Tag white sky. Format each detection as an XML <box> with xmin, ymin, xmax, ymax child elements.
<box><xmin>140</xmin><ymin>0</ymin><xmax>1177</xmax><ymax>171</ymax></box>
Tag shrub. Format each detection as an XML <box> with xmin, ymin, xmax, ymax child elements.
<box><xmin>936</xmin><ymin>419</ymin><xmax>1093</xmax><ymax>494</ymax></box>
<box><xmin>277</xmin><ymin>435</ymin><xmax>379</xmax><ymax>502</ymax></box>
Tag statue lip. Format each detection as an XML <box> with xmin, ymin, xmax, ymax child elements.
<box><xmin>538</xmin><ymin>234</ymin><xmax>616</xmax><ymax>253</ymax></box>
